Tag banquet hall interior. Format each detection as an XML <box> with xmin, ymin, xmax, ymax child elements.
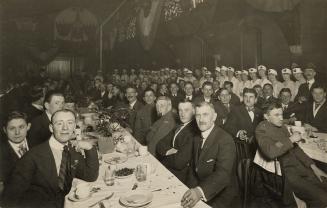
<box><xmin>1</xmin><ymin>0</ymin><xmax>327</xmax><ymax>208</ymax></box>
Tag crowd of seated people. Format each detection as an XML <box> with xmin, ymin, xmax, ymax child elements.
<box><xmin>0</xmin><ymin>63</ymin><xmax>327</xmax><ymax>208</ymax></box>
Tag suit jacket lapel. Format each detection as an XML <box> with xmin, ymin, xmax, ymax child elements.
<box><xmin>36</xmin><ymin>142</ymin><xmax>59</xmax><ymax>191</ymax></box>
<box><xmin>5</xmin><ymin>140</ymin><xmax>20</xmax><ymax>162</ymax></box>
<box><xmin>198</xmin><ymin>126</ymin><xmax>217</xmax><ymax>163</ymax></box>
<box><xmin>241</xmin><ymin>106</ymin><xmax>252</xmax><ymax>124</ymax></box>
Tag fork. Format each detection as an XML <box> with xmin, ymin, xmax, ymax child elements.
<box><xmin>89</xmin><ymin>192</ymin><xmax>114</xmax><ymax>208</ymax></box>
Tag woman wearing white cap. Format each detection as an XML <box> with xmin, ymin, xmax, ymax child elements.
<box><xmin>267</xmin><ymin>69</ymin><xmax>283</xmax><ymax>97</ymax></box>
<box><xmin>248</xmin><ymin>68</ymin><xmax>261</xmax><ymax>88</ymax></box>
<box><xmin>238</xmin><ymin>70</ymin><xmax>252</xmax><ymax>100</ymax></box>
<box><xmin>219</xmin><ymin>66</ymin><xmax>229</xmax><ymax>88</ymax></box>
<box><xmin>281</xmin><ymin>68</ymin><xmax>296</xmax><ymax>101</ymax></box>
<box><xmin>292</xmin><ymin>67</ymin><xmax>306</xmax><ymax>98</ymax></box>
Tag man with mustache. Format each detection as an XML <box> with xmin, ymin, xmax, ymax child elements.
<box><xmin>182</xmin><ymin>102</ymin><xmax>238</xmax><ymax>208</ymax></box>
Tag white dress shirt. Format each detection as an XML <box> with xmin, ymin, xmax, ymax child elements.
<box><xmin>32</xmin><ymin>103</ymin><xmax>44</xmax><ymax>111</ymax></box>
<box><xmin>307</xmin><ymin>78</ymin><xmax>315</xmax><ymax>90</ymax></box>
<box><xmin>8</xmin><ymin>138</ymin><xmax>29</xmax><ymax>158</ymax></box>
<box><xmin>313</xmin><ymin>99</ymin><xmax>325</xmax><ymax>117</ymax></box>
<box><xmin>129</xmin><ymin>100</ymin><xmax>137</xmax><ymax>110</ymax></box>
<box><xmin>49</xmin><ymin>135</ymin><xmax>67</xmax><ymax>175</ymax></box>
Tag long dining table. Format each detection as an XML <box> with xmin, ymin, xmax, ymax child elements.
<box><xmin>64</xmin><ymin>135</ymin><xmax>211</xmax><ymax>208</ymax></box>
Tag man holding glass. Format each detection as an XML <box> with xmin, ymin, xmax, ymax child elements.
<box><xmin>2</xmin><ymin>109</ymin><xmax>99</xmax><ymax>208</ymax></box>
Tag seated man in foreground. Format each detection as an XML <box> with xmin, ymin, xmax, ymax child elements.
<box><xmin>181</xmin><ymin>102</ymin><xmax>238</xmax><ymax>208</ymax></box>
<box><xmin>256</xmin><ymin>102</ymin><xmax>327</xmax><ymax>207</ymax></box>
<box><xmin>2</xmin><ymin>109</ymin><xmax>99</xmax><ymax>208</ymax></box>
<box><xmin>156</xmin><ymin>100</ymin><xmax>199</xmax><ymax>183</ymax></box>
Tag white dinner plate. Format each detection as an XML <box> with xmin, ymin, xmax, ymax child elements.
<box><xmin>104</xmin><ymin>152</ymin><xmax>128</xmax><ymax>165</ymax></box>
<box><xmin>119</xmin><ymin>190</ymin><xmax>153</xmax><ymax>207</ymax></box>
<box><xmin>68</xmin><ymin>192</ymin><xmax>92</xmax><ymax>202</ymax></box>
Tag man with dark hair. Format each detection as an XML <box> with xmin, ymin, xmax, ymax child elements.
<box><xmin>224</xmin><ymin>88</ymin><xmax>262</xmax><ymax>148</ymax></box>
<box><xmin>278</xmin><ymin>88</ymin><xmax>303</xmax><ymax>125</ymax></box>
<box><xmin>28</xmin><ymin>90</ymin><xmax>65</xmax><ymax>148</ymax></box>
<box><xmin>184</xmin><ymin>82</ymin><xmax>195</xmax><ymax>101</ymax></box>
<box><xmin>133</xmin><ymin>88</ymin><xmax>157</xmax><ymax>145</ymax></box>
<box><xmin>156</xmin><ymin>100</ymin><xmax>199</xmax><ymax>183</ymax></box>
<box><xmin>256</xmin><ymin>101</ymin><xmax>327</xmax><ymax>207</ymax></box>
<box><xmin>122</xmin><ymin>85</ymin><xmax>144</xmax><ymax>132</ymax></box>
<box><xmin>0</xmin><ymin>111</ymin><xmax>31</xmax><ymax>195</ymax></box>
<box><xmin>223</xmin><ymin>81</ymin><xmax>241</xmax><ymax>105</ymax></box>
<box><xmin>2</xmin><ymin>109</ymin><xmax>99</xmax><ymax>208</ymax></box>
<box><xmin>23</xmin><ymin>85</ymin><xmax>44</xmax><ymax>121</ymax></box>
<box><xmin>169</xmin><ymin>82</ymin><xmax>183</xmax><ymax>110</ymax></box>
<box><xmin>295</xmin><ymin>64</ymin><xmax>320</xmax><ymax>104</ymax></box>
<box><xmin>182</xmin><ymin>102</ymin><xmax>238</xmax><ymax>208</ymax></box>
<box><xmin>302</xmin><ymin>85</ymin><xmax>327</xmax><ymax>133</ymax></box>
<box><xmin>214</xmin><ymin>88</ymin><xmax>236</xmax><ymax>126</ymax></box>
<box><xmin>193</xmin><ymin>81</ymin><xmax>215</xmax><ymax>105</ymax></box>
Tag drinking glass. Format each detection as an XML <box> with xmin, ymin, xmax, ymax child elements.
<box><xmin>135</xmin><ymin>164</ymin><xmax>147</xmax><ymax>182</ymax></box>
<box><xmin>104</xmin><ymin>165</ymin><xmax>115</xmax><ymax>186</ymax></box>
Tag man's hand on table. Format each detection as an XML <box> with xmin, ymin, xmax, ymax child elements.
<box><xmin>311</xmin><ymin>164</ymin><xmax>327</xmax><ymax>182</ymax></box>
<box><xmin>181</xmin><ymin>188</ymin><xmax>202</xmax><ymax>208</ymax></box>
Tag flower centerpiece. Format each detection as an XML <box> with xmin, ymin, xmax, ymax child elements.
<box><xmin>96</xmin><ymin>107</ymin><xmax>136</xmax><ymax>156</ymax></box>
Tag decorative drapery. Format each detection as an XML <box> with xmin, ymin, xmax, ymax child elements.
<box><xmin>137</xmin><ymin>0</ymin><xmax>165</xmax><ymax>50</ymax></box>
<box><xmin>54</xmin><ymin>7</ymin><xmax>98</xmax><ymax>42</ymax></box>
<box><xmin>46</xmin><ymin>57</ymin><xmax>71</xmax><ymax>79</ymax></box>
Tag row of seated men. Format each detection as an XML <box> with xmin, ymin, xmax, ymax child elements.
<box><xmin>1</xmin><ymin>77</ymin><xmax>327</xmax><ymax>208</ymax></box>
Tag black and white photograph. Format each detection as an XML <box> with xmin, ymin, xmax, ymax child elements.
<box><xmin>1</xmin><ymin>0</ymin><xmax>327</xmax><ymax>207</ymax></box>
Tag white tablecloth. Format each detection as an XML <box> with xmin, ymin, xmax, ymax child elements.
<box><xmin>64</xmin><ymin>152</ymin><xmax>210</xmax><ymax>208</ymax></box>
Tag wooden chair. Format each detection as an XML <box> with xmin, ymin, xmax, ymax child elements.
<box><xmin>234</xmin><ymin>139</ymin><xmax>254</xmax><ymax>208</ymax></box>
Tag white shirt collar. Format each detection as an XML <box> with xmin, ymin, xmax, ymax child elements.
<box><xmin>49</xmin><ymin>135</ymin><xmax>66</xmax><ymax>151</ymax></box>
<box><xmin>307</xmin><ymin>78</ymin><xmax>315</xmax><ymax>85</ymax></box>
<box><xmin>8</xmin><ymin>138</ymin><xmax>29</xmax><ymax>157</ymax></box>
<box><xmin>204</xmin><ymin>97</ymin><xmax>211</xmax><ymax>102</ymax></box>
<box><xmin>201</xmin><ymin>124</ymin><xmax>215</xmax><ymax>140</ymax></box>
<box><xmin>45</xmin><ymin>110</ymin><xmax>52</xmax><ymax>121</ymax></box>
<box><xmin>32</xmin><ymin>103</ymin><xmax>44</xmax><ymax>111</ymax></box>
<box><xmin>129</xmin><ymin>100</ymin><xmax>137</xmax><ymax>108</ymax></box>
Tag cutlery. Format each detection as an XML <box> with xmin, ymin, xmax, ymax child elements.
<box><xmin>89</xmin><ymin>192</ymin><xmax>114</xmax><ymax>208</ymax></box>
<box><xmin>151</xmin><ymin>188</ymin><xmax>162</xmax><ymax>192</ymax></box>
<box><xmin>131</xmin><ymin>182</ymin><xmax>138</xmax><ymax>190</ymax></box>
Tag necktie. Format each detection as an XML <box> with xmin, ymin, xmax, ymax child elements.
<box><xmin>315</xmin><ymin>102</ymin><xmax>321</xmax><ymax>109</ymax></box>
<box><xmin>58</xmin><ymin>145</ymin><xmax>70</xmax><ymax>191</ymax></box>
<box><xmin>224</xmin><ymin>104</ymin><xmax>230</xmax><ymax>112</ymax></box>
<box><xmin>18</xmin><ymin>144</ymin><xmax>27</xmax><ymax>157</ymax></box>
<box><xmin>247</xmin><ymin>107</ymin><xmax>254</xmax><ymax>112</ymax></box>
<box><xmin>198</xmin><ymin>136</ymin><xmax>204</xmax><ymax>158</ymax></box>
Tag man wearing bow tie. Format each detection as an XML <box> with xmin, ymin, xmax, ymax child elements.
<box><xmin>224</xmin><ymin>88</ymin><xmax>263</xmax><ymax>144</ymax></box>
<box><xmin>2</xmin><ymin>109</ymin><xmax>99</xmax><ymax>208</ymax></box>
<box><xmin>182</xmin><ymin>102</ymin><xmax>238</xmax><ymax>208</ymax></box>
<box><xmin>0</xmin><ymin>111</ymin><xmax>31</xmax><ymax>197</ymax></box>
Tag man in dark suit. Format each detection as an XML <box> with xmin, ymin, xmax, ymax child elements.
<box><xmin>214</xmin><ymin>88</ymin><xmax>236</xmax><ymax>126</ymax></box>
<box><xmin>146</xmin><ymin>96</ymin><xmax>177</xmax><ymax>157</ymax></box>
<box><xmin>295</xmin><ymin>64</ymin><xmax>320</xmax><ymax>104</ymax></box>
<box><xmin>256</xmin><ymin>102</ymin><xmax>327</xmax><ymax>207</ymax></box>
<box><xmin>168</xmin><ymin>82</ymin><xmax>183</xmax><ymax>110</ymax></box>
<box><xmin>28</xmin><ymin>90</ymin><xmax>65</xmax><ymax>148</ymax></box>
<box><xmin>193</xmin><ymin>81</ymin><xmax>215</xmax><ymax>105</ymax></box>
<box><xmin>23</xmin><ymin>85</ymin><xmax>44</xmax><ymax>122</ymax></box>
<box><xmin>278</xmin><ymin>88</ymin><xmax>304</xmax><ymax>124</ymax></box>
<box><xmin>133</xmin><ymin>88</ymin><xmax>157</xmax><ymax>145</ymax></box>
<box><xmin>156</xmin><ymin>100</ymin><xmax>199</xmax><ymax>183</ymax></box>
<box><xmin>262</xmin><ymin>83</ymin><xmax>279</xmax><ymax>104</ymax></box>
<box><xmin>2</xmin><ymin>109</ymin><xmax>99</xmax><ymax>208</ymax></box>
<box><xmin>182</xmin><ymin>102</ymin><xmax>238</xmax><ymax>208</ymax></box>
<box><xmin>303</xmin><ymin>85</ymin><xmax>327</xmax><ymax>133</ymax></box>
<box><xmin>183</xmin><ymin>82</ymin><xmax>195</xmax><ymax>102</ymax></box>
<box><xmin>223</xmin><ymin>81</ymin><xmax>241</xmax><ymax>105</ymax></box>
<box><xmin>123</xmin><ymin>86</ymin><xmax>144</xmax><ymax>132</ymax></box>
<box><xmin>0</xmin><ymin>111</ymin><xmax>31</xmax><ymax>198</ymax></box>
<box><xmin>224</xmin><ymin>88</ymin><xmax>262</xmax><ymax>143</ymax></box>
